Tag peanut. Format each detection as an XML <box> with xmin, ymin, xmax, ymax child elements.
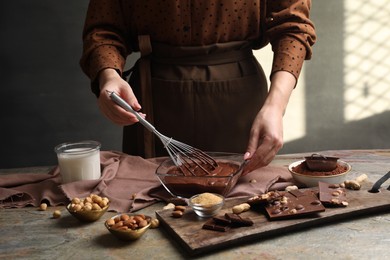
<box><xmin>232</xmin><ymin>203</ymin><xmax>251</xmax><ymax>214</ymax></box>
<box><xmin>163</xmin><ymin>203</ymin><xmax>175</xmax><ymax>210</ymax></box>
<box><xmin>355</xmin><ymin>174</ymin><xmax>368</xmax><ymax>183</ymax></box>
<box><xmin>285</xmin><ymin>185</ymin><xmax>299</xmax><ymax>191</ymax></box>
<box><xmin>344</xmin><ymin>180</ymin><xmax>361</xmax><ymax>190</ymax></box>
<box><xmin>344</xmin><ymin>174</ymin><xmax>369</xmax><ymax>190</ymax></box>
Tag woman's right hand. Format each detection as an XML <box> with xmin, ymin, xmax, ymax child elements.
<box><xmin>97</xmin><ymin>68</ymin><xmax>145</xmax><ymax>126</ymax></box>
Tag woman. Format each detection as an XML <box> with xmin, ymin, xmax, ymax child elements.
<box><xmin>80</xmin><ymin>0</ymin><xmax>316</xmax><ymax>174</ymax></box>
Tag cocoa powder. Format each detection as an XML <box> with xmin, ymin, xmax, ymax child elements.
<box><xmin>292</xmin><ymin>162</ymin><xmax>348</xmax><ymax>176</ymax></box>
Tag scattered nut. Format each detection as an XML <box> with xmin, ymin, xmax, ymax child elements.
<box><xmin>39</xmin><ymin>203</ymin><xmax>48</xmax><ymax>211</ymax></box>
<box><xmin>150</xmin><ymin>218</ymin><xmax>159</xmax><ymax>229</ymax></box>
<box><xmin>53</xmin><ymin>210</ymin><xmax>61</xmax><ymax>219</ymax></box>
<box><xmin>171</xmin><ymin>210</ymin><xmax>183</xmax><ymax>218</ymax></box>
<box><xmin>355</xmin><ymin>174</ymin><xmax>368</xmax><ymax>184</ymax></box>
<box><xmin>344</xmin><ymin>180</ymin><xmax>361</xmax><ymax>190</ymax></box>
<box><xmin>285</xmin><ymin>185</ymin><xmax>298</xmax><ymax>191</ymax></box>
<box><xmin>174</xmin><ymin>205</ymin><xmax>186</xmax><ymax>212</ymax></box>
<box><xmin>344</xmin><ymin>174</ymin><xmax>369</xmax><ymax>190</ymax></box>
<box><xmin>163</xmin><ymin>203</ymin><xmax>175</xmax><ymax>210</ymax></box>
<box><xmin>232</xmin><ymin>203</ymin><xmax>251</xmax><ymax>214</ymax></box>
<box><xmin>131</xmin><ymin>193</ymin><xmax>137</xmax><ymax>200</ymax></box>
<box><xmin>249</xmin><ymin>179</ymin><xmax>257</xmax><ymax>183</ymax></box>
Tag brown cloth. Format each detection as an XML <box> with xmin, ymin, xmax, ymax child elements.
<box><xmin>0</xmin><ymin>151</ymin><xmax>296</xmax><ymax>212</ymax></box>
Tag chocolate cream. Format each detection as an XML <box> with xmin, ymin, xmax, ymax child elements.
<box><xmin>163</xmin><ymin>160</ymin><xmax>241</xmax><ymax>198</ymax></box>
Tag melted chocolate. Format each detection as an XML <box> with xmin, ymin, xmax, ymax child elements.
<box><xmin>167</xmin><ymin>162</ymin><xmax>239</xmax><ymax>177</ymax></box>
<box><xmin>162</xmin><ymin>161</ymin><xmax>241</xmax><ymax>198</ymax></box>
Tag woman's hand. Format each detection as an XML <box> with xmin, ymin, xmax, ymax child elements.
<box><xmin>97</xmin><ymin>68</ymin><xmax>145</xmax><ymax>126</ymax></box>
<box><xmin>242</xmin><ymin>71</ymin><xmax>296</xmax><ymax>175</ymax></box>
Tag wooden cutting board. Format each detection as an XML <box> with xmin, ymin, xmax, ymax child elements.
<box><xmin>155</xmin><ymin>183</ymin><xmax>390</xmax><ymax>256</ymax></box>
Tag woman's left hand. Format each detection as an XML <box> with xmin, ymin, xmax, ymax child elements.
<box><xmin>242</xmin><ymin>71</ymin><xmax>296</xmax><ymax>175</ymax></box>
<box><xmin>242</xmin><ymin>103</ymin><xmax>284</xmax><ymax>175</ymax></box>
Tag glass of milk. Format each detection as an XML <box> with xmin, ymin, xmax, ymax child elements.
<box><xmin>54</xmin><ymin>140</ymin><xmax>101</xmax><ymax>183</ymax></box>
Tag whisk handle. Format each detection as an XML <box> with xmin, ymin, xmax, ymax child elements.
<box><xmin>107</xmin><ymin>91</ymin><xmax>155</xmax><ymax>132</ymax></box>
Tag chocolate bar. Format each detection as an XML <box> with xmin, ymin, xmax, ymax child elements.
<box><xmin>202</xmin><ymin>213</ymin><xmax>253</xmax><ymax>232</ymax></box>
<box><xmin>202</xmin><ymin>219</ymin><xmax>230</xmax><ymax>232</ymax></box>
<box><xmin>265</xmin><ymin>189</ymin><xmax>325</xmax><ymax>220</ymax></box>
<box><xmin>247</xmin><ymin>191</ymin><xmax>282</xmax><ymax>205</ymax></box>
<box><xmin>318</xmin><ymin>181</ymin><xmax>348</xmax><ymax>207</ymax></box>
<box><xmin>224</xmin><ymin>213</ymin><xmax>254</xmax><ymax>226</ymax></box>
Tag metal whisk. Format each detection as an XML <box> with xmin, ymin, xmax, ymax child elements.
<box><xmin>107</xmin><ymin>91</ymin><xmax>218</xmax><ymax>176</ymax></box>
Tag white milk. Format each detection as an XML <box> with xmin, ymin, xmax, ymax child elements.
<box><xmin>55</xmin><ymin>141</ymin><xmax>101</xmax><ymax>183</ymax></box>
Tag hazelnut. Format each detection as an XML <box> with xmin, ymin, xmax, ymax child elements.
<box><xmin>39</xmin><ymin>203</ymin><xmax>48</xmax><ymax>211</ymax></box>
<box><xmin>150</xmin><ymin>218</ymin><xmax>159</xmax><ymax>229</ymax></box>
<box><xmin>53</xmin><ymin>210</ymin><xmax>61</xmax><ymax>219</ymax></box>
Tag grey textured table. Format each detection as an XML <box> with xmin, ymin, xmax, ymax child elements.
<box><xmin>1</xmin><ymin>150</ymin><xmax>390</xmax><ymax>260</ymax></box>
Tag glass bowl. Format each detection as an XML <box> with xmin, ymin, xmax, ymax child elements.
<box><xmin>155</xmin><ymin>152</ymin><xmax>244</xmax><ymax>198</ymax></box>
<box><xmin>188</xmin><ymin>193</ymin><xmax>225</xmax><ymax>218</ymax></box>
<box><xmin>289</xmin><ymin>160</ymin><xmax>352</xmax><ymax>187</ymax></box>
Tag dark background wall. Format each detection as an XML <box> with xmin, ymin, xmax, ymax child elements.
<box><xmin>0</xmin><ymin>1</ymin><xmax>122</xmax><ymax>168</ymax></box>
<box><xmin>1</xmin><ymin>1</ymin><xmax>389</xmax><ymax>169</ymax></box>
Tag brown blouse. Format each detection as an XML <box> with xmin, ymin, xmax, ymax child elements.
<box><xmin>80</xmin><ymin>0</ymin><xmax>316</xmax><ymax>84</ymax></box>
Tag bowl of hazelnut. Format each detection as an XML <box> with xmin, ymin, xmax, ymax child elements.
<box><xmin>105</xmin><ymin>213</ymin><xmax>152</xmax><ymax>241</ymax></box>
<box><xmin>66</xmin><ymin>194</ymin><xmax>110</xmax><ymax>222</ymax></box>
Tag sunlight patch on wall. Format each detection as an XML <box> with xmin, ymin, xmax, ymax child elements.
<box><xmin>344</xmin><ymin>0</ymin><xmax>390</xmax><ymax>121</ymax></box>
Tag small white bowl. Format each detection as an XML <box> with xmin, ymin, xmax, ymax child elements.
<box><xmin>188</xmin><ymin>193</ymin><xmax>224</xmax><ymax>218</ymax></box>
<box><xmin>289</xmin><ymin>160</ymin><xmax>352</xmax><ymax>187</ymax></box>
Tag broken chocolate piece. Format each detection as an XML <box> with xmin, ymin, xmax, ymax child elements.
<box><xmin>224</xmin><ymin>213</ymin><xmax>254</xmax><ymax>226</ymax></box>
<box><xmin>202</xmin><ymin>219</ymin><xmax>230</xmax><ymax>232</ymax></box>
<box><xmin>212</xmin><ymin>215</ymin><xmax>231</xmax><ymax>225</ymax></box>
<box><xmin>265</xmin><ymin>189</ymin><xmax>325</xmax><ymax>220</ymax></box>
<box><xmin>318</xmin><ymin>181</ymin><xmax>348</xmax><ymax>207</ymax></box>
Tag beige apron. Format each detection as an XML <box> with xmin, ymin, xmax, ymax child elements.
<box><xmin>123</xmin><ymin>37</ymin><xmax>268</xmax><ymax>158</ymax></box>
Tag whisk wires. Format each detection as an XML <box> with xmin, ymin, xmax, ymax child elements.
<box><xmin>107</xmin><ymin>90</ymin><xmax>218</xmax><ymax>176</ymax></box>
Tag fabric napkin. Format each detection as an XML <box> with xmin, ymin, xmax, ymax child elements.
<box><xmin>0</xmin><ymin>151</ymin><xmax>296</xmax><ymax>212</ymax></box>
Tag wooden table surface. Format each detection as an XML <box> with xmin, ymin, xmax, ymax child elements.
<box><xmin>1</xmin><ymin>150</ymin><xmax>390</xmax><ymax>260</ymax></box>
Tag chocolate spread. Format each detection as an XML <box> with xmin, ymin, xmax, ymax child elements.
<box><xmin>167</xmin><ymin>162</ymin><xmax>239</xmax><ymax>177</ymax></box>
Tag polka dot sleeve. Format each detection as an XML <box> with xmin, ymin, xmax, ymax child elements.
<box><xmin>79</xmin><ymin>0</ymin><xmax>131</xmax><ymax>96</ymax></box>
<box><xmin>266</xmin><ymin>0</ymin><xmax>316</xmax><ymax>81</ymax></box>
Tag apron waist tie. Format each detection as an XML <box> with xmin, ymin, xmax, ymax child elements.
<box><xmin>151</xmin><ymin>47</ymin><xmax>253</xmax><ymax>66</ymax></box>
